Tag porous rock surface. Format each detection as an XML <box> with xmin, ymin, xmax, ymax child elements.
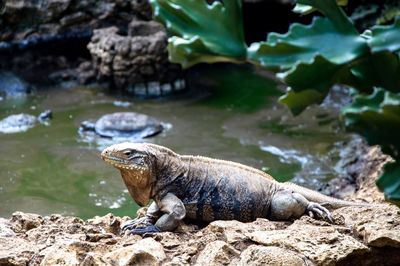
<box><xmin>0</xmin><ymin>0</ymin><xmax>151</xmax><ymax>42</ymax></box>
<box><xmin>87</xmin><ymin>20</ymin><xmax>183</xmax><ymax>96</ymax></box>
<box><xmin>1</xmin><ymin>205</ymin><xmax>399</xmax><ymax>266</ymax></box>
<box><xmin>1</xmin><ymin>145</ymin><xmax>400</xmax><ymax>265</ymax></box>
<box><xmin>0</xmin><ymin>0</ymin><xmax>184</xmax><ymax>95</ymax></box>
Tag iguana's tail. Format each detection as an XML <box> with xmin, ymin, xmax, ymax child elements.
<box><xmin>282</xmin><ymin>182</ymin><xmax>373</xmax><ymax>209</ymax></box>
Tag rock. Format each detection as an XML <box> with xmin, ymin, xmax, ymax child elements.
<box><xmin>87</xmin><ymin>213</ymin><xmax>123</xmax><ymax>235</ymax></box>
<box><xmin>0</xmin><ymin>237</ymin><xmax>38</xmax><ymax>266</ymax></box>
<box><xmin>0</xmin><ymin>218</ymin><xmax>15</xmax><ymax>237</ymax></box>
<box><xmin>0</xmin><ymin>0</ymin><xmax>156</xmax><ymax>89</ymax></box>
<box><xmin>239</xmin><ymin>245</ymin><xmax>309</xmax><ymax>266</ymax></box>
<box><xmin>101</xmin><ymin>237</ymin><xmax>166</xmax><ymax>265</ymax></box>
<box><xmin>0</xmin><ymin>206</ymin><xmax>400</xmax><ymax>265</ymax></box>
<box><xmin>247</xmin><ymin>218</ymin><xmax>370</xmax><ymax>265</ymax></box>
<box><xmin>194</xmin><ymin>240</ymin><xmax>239</xmax><ymax>266</ymax></box>
<box><xmin>0</xmin><ymin>72</ymin><xmax>31</xmax><ymax>98</ymax></box>
<box><xmin>40</xmin><ymin>244</ymin><xmax>82</xmax><ymax>266</ymax></box>
<box><xmin>205</xmin><ymin>219</ymin><xmax>280</xmax><ymax>245</ymax></box>
<box><xmin>338</xmin><ymin>205</ymin><xmax>400</xmax><ymax>248</ymax></box>
<box><xmin>10</xmin><ymin>212</ymin><xmax>43</xmax><ymax>233</ymax></box>
<box><xmin>40</xmin><ymin>240</ymin><xmax>114</xmax><ymax>266</ymax></box>
<box><xmin>0</xmin><ymin>0</ymin><xmax>151</xmax><ymax>43</ymax></box>
<box><xmin>87</xmin><ymin>21</ymin><xmax>184</xmax><ymax>97</ymax></box>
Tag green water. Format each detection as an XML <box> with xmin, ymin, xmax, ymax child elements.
<box><xmin>0</xmin><ymin>65</ymin><xmax>349</xmax><ymax>219</ymax></box>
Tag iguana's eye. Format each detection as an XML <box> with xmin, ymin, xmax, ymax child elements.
<box><xmin>123</xmin><ymin>150</ymin><xmax>132</xmax><ymax>156</ymax></box>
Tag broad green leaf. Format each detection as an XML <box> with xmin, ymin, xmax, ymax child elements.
<box><xmin>279</xmin><ymin>56</ymin><xmax>362</xmax><ymax>114</ymax></box>
<box><xmin>342</xmin><ymin>88</ymin><xmax>400</xmax><ymax>159</ymax></box>
<box><xmin>350</xmin><ymin>51</ymin><xmax>400</xmax><ymax>92</ymax></box>
<box><xmin>150</xmin><ymin>0</ymin><xmax>247</xmax><ymax>67</ymax></box>
<box><xmin>168</xmin><ymin>36</ymin><xmax>243</xmax><ymax>68</ymax></box>
<box><xmin>280</xmin><ymin>52</ymin><xmax>400</xmax><ymax>115</ymax></box>
<box><xmin>376</xmin><ymin>162</ymin><xmax>400</xmax><ymax>205</ymax></box>
<box><xmin>279</xmin><ymin>88</ymin><xmax>325</xmax><ymax>115</ymax></box>
<box><xmin>282</xmin><ymin>56</ymin><xmax>351</xmax><ymax>91</ymax></box>
<box><xmin>369</xmin><ymin>18</ymin><xmax>400</xmax><ymax>53</ymax></box>
<box><xmin>297</xmin><ymin>0</ymin><xmax>356</xmax><ymax>34</ymax></box>
<box><xmin>247</xmin><ymin>16</ymin><xmax>367</xmax><ymax>69</ymax></box>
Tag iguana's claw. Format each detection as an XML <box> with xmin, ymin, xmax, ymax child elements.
<box><xmin>121</xmin><ymin>217</ymin><xmax>155</xmax><ymax>233</ymax></box>
<box><xmin>128</xmin><ymin>224</ymin><xmax>161</xmax><ymax>235</ymax></box>
<box><xmin>307</xmin><ymin>202</ymin><xmax>333</xmax><ymax>223</ymax></box>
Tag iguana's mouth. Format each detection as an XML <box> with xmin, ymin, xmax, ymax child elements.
<box><xmin>102</xmin><ymin>155</ymin><xmax>147</xmax><ymax>171</ymax></box>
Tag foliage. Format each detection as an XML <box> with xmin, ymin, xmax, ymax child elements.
<box><xmin>343</xmin><ymin>88</ymin><xmax>400</xmax><ymax>159</ymax></box>
<box><xmin>376</xmin><ymin>162</ymin><xmax>400</xmax><ymax>203</ymax></box>
<box><xmin>150</xmin><ymin>0</ymin><xmax>247</xmax><ymax>68</ymax></box>
<box><xmin>150</xmin><ymin>0</ymin><xmax>400</xmax><ymax>204</ymax></box>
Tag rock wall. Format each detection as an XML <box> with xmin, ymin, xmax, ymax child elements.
<box><xmin>0</xmin><ymin>0</ymin><xmax>184</xmax><ymax>96</ymax></box>
<box><xmin>87</xmin><ymin>21</ymin><xmax>184</xmax><ymax>97</ymax></box>
<box><xmin>0</xmin><ymin>0</ymin><xmax>151</xmax><ymax>42</ymax></box>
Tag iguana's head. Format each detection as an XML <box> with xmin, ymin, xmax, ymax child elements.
<box><xmin>101</xmin><ymin>142</ymin><xmax>177</xmax><ymax>206</ymax></box>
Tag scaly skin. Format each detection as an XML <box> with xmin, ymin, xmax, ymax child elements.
<box><xmin>101</xmin><ymin>142</ymin><xmax>374</xmax><ymax>235</ymax></box>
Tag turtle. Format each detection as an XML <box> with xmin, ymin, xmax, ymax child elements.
<box><xmin>0</xmin><ymin>110</ymin><xmax>52</xmax><ymax>134</ymax></box>
<box><xmin>79</xmin><ymin>112</ymin><xmax>164</xmax><ymax>139</ymax></box>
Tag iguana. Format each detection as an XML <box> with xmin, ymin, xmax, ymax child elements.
<box><xmin>101</xmin><ymin>142</ymin><xmax>374</xmax><ymax>235</ymax></box>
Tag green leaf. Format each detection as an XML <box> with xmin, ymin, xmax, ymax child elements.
<box><xmin>167</xmin><ymin>36</ymin><xmax>244</xmax><ymax>68</ymax></box>
<box><xmin>376</xmin><ymin>162</ymin><xmax>400</xmax><ymax>205</ymax></box>
<box><xmin>283</xmin><ymin>56</ymin><xmax>352</xmax><ymax>91</ymax></box>
<box><xmin>278</xmin><ymin>56</ymin><xmax>364</xmax><ymax>114</ymax></box>
<box><xmin>369</xmin><ymin>18</ymin><xmax>400</xmax><ymax>53</ymax></box>
<box><xmin>297</xmin><ymin>0</ymin><xmax>356</xmax><ymax>34</ymax></box>
<box><xmin>350</xmin><ymin>51</ymin><xmax>400</xmax><ymax>92</ymax></box>
<box><xmin>150</xmin><ymin>0</ymin><xmax>247</xmax><ymax>67</ymax></box>
<box><xmin>342</xmin><ymin>88</ymin><xmax>400</xmax><ymax>159</ymax></box>
<box><xmin>247</xmin><ymin>16</ymin><xmax>367</xmax><ymax>69</ymax></box>
<box><xmin>278</xmin><ymin>88</ymin><xmax>325</xmax><ymax>115</ymax></box>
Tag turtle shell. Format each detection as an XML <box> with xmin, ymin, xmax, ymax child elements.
<box><xmin>0</xmin><ymin>113</ymin><xmax>36</xmax><ymax>133</ymax></box>
<box><xmin>94</xmin><ymin>112</ymin><xmax>163</xmax><ymax>138</ymax></box>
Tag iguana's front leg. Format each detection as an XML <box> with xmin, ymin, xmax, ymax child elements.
<box><xmin>270</xmin><ymin>189</ymin><xmax>333</xmax><ymax>222</ymax></box>
<box><xmin>154</xmin><ymin>192</ymin><xmax>186</xmax><ymax>231</ymax></box>
<box><xmin>122</xmin><ymin>201</ymin><xmax>162</xmax><ymax>234</ymax></box>
<box><xmin>122</xmin><ymin>193</ymin><xmax>186</xmax><ymax>235</ymax></box>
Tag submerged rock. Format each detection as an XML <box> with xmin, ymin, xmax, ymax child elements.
<box><xmin>0</xmin><ymin>72</ymin><xmax>31</xmax><ymax>99</ymax></box>
<box><xmin>0</xmin><ymin>110</ymin><xmax>52</xmax><ymax>133</ymax></box>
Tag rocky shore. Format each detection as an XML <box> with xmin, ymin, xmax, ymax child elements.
<box><xmin>1</xmin><ymin>141</ymin><xmax>399</xmax><ymax>266</ymax></box>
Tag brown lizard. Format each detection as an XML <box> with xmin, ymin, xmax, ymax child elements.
<box><xmin>101</xmin><ymin>142</ymin><xmax>374</xmax><ymax>235</ymax></box>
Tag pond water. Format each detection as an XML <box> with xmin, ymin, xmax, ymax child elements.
<box><xmin>0</xmin><ymin>65</ymin><xmax>350</xmax><ymax>219</ymax></box>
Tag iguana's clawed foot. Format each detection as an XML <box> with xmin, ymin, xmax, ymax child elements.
<box><xmin>307</xmin><ymin>202</ymin><xmax>333</xmax><ymax>223</ymax></box>
<box><xmin>121</xmin><ymin>217</ymin><xmax>160</xmax><ymax>235</ymax></box>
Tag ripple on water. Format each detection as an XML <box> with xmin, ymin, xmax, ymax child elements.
<box><xmin>260</xmin><ymin>144</ymin><xmax>341</xmax><ymax>188</ymax></box>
